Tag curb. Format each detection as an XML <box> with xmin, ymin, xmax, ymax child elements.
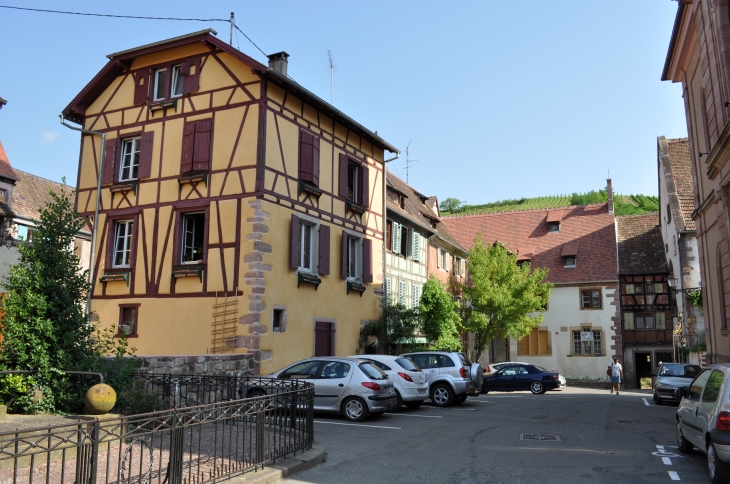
<box><xmin>221</xmin><ymin>440</ymin><xmax>326</xmax><ymax>484</ymax></box>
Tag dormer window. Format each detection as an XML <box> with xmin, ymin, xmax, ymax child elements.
<box><xmin>153</xmin><ymin>68</ymin><xmax>167</xmax><ymax>102</ymax></box>
<box><xmin>399</xmin><ymin>196</ymin><xmax>405</xmax><ymax>209</ymax></box>
<box><xmin>564</xmin><ymin>256</ymin><xmax>576</xmax><ymax>268</ymax></box>
<box><xmin>171</xmin><ymin>65</ymin><xmax>184</xmax><ymax>98</ymax></box>
<box><xmin>548</xmin><ymin>222</ymin><xmax>560</xmax><ymax>233</ymax></box>
<box><xmin>153</xmin><ymin>64</ymin><xmax>186</xmax><ymax>102</ymax></box>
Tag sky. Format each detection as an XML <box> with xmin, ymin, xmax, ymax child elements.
<box><xmin>0</xmin><ymin>1</ymin><xmax>686</xmax><ymax>205</ymax></box>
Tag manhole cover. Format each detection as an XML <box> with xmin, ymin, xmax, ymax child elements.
<box><xmin>520</xmin><ymin>434</ymin><xmax>561</xmax><ymax>441</ymax></box>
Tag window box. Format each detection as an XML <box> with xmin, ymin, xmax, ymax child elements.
<box><xmin>298</xmin><ymin>271</ymin><xmax>322</xmax><ymax>289</ymax></box>
<box><xmin>299</xmin><ymin>180</ymin><xmax>322</xmax><ymax>198</ymax></box>
<box><xmin>149</xmin><ymin>99</ymin><xmax>177</xmax><ymax>112</ymax></box>
<box><xmin>178</xmin><ymin>172</ymin><xmax>208</xmax><ymax>189</ymax></box>
<box><xmin>346</xmin><ymin>200</ymin><xmax>366</xmax><ymax>215</ymax></box>
<box><xmin>99</xmin><ymin>271</ymin><xmax>130</xmax><ymax>285</ymax></box>
<box><xmin>347</xmin><ymin>280</ymin><xmax>366</xmax><ymax>296</ymax></box>
<box><xmin>172</xmin><ymin>265</ymin><xmax>204</xmax><ymax>282</ymax></box>
<box><xmin>109</xmin><ymin>182</ymin><xmax>137</xmax><ymax>196</ymax></box>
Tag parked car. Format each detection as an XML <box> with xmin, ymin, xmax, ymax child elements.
<box><xmin>485</xmin><ymin>362</ymin><xmax>566</xmax><ymax>390</ymax></box>
<box><xmin>352</xmin><ymin>355</ymin><xmax>429</xmax><ymax>409</ymax></box>
<box><xmin>675</xmin><ymin>364</ymin><xmax>730</xmax><ymax>483</ymax></box>
<box><xmin>652</xmin><ymin>363</ymin><xmax>702</xmax><ymax>405</ymax></box>
<box><xmin>481</xmin><ymin>364</ymin><xmax>560</xmax><ymax>394</ymax></box>
<box><xmin>400</xmin><ymin>351</ymin><xmax>483</xmax><ymax>407</ymax></box>
<box><xmin>258</xmin><ymin>357</ymin><xmax>397</xmax><ymax>422</ymax></box>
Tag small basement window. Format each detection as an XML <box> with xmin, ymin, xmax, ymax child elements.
<box><xmin>273</xmin><ymin>308</ymin><xmax>286</xmax><ymax>332</ymax></box>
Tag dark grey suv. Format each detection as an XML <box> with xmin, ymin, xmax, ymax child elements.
<box><xmin>400</xmin><ymin>351</ymin><xmax>483</xmax><ymax>407</ymax></box>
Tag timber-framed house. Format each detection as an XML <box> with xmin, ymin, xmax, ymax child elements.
<box><xmin>62</xmin><ymin>29</ymin><xmax>398</xmax><ymax>374</ymax></box>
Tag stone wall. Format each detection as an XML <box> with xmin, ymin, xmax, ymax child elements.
<box><xmin>132</xmin><ymin>354</ymin><xmax>256</xmax><ymax>376</ymax></box>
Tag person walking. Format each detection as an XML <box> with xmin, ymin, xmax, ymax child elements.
<box><xmin>610</xmin><ymin>357</ymin><xmax>623</xmax><ymax>395</ymax></box>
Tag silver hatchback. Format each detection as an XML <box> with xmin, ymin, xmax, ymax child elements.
<box><xmin>676</xmin><ymin>364</ymin><xmax>730</xmax><ymax>483</ymax></box>
<box><xmin>267</xmin><ymin>357</ymin><xmax>397</xmax><ymax>422</ymax></box>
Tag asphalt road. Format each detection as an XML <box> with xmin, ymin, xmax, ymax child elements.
<box><xmin>282</xmin><ymin>387</ymin><xmax>711</xmax><ymax>484</ymax></box>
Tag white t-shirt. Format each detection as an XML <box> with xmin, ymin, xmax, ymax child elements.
<box><xmin>610</xmin><ymin>362</ymin><xmax>622</xmax><ymax>377</ymax></box>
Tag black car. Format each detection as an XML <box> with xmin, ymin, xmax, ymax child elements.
<box><xmin>481</xmin><ymin>364</ymin><xmax>559</xmax><ymax>394</ymax></box>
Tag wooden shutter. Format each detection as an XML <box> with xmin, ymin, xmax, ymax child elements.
<box><xmin>385</xmin><ymin>277</ymin><xmax>392</xmax><ymax>302</ymax></box>
<box><xmin>363</xmin><ymin>238</ymin><xmax>373</xmax><ymax>283</ymax></box>
<box><xmin>341</xmin><ymin>230</ymin><xmax>349</xmax><ymax>279</ymax></box>
<box><xmin>538</xmin><ymin>330</ymin><xmax>550</xmax><ymax>355</ymax></box>
<box><xmin>290</xmin><ymin>214</ymin><xmax>300</xmax><ymax>270</ymax></box>
<box><xmin>360</xmin><ymin>164</ymin><xmax>369</xmax><ymax>207</ymax></box>
<box><xmin>299</xmin><ymin>131</ymin><xmax>314</xmax><ymax>183</ymax></box>
<box><xmin>312</xmin><ymin>136</ymin><xmax>320</xmax><ymax>186</ymax></box>
<box><xmin>192</xmin><ymin>118</ymin><xmax>212</xmax><ymax>171</ymax></box>
<box><xmin>338</xmin><ymin>154</ymin><xmax>348</xmax><ymax>198</ymax></box>
<box><xmin>413</xmin><ymin>232</ymin><xmax>420</xmax><ymax>262</ymax></box>
<box><xmin>181</xmin><ymin>121</ymin><xmax>195</xmax><ymax>173</ymax></box>
<box><xmin>392</xmin><ymin>222</ymin><xmax>401</xmax><ymax>254</ymax></box>
<box><xmin>138</xmin><ymin>131</ymin><xmax>154</xmax><ymax>179</ymax></box>
<box><xmin>412</xmin><ymin>284</ymin><xmax>421</xmax><ymax>308</ymax></box>
<box><xmin>319</xmin><ymin>224</ymin><xmax>330</xmax><ymax>275</ymax></box>
<box><xmin>398</xmin><ymin>280</ymin><xmax>407</xmax><ymax>305</ymax></box>
<box><xmin>182</xmin><ymin>57</ymin><xmax>201</xmax><ymax>94</ymax></box>
<box><xmin>133</xmin><ymin>70</ymin><xmax>149</xmax><ymax>105</ymax></box>
<box><xmin>315</xmin><ymin>321</ymin><xmax>333</xmax><ymax>357</ymax></box>
<box><xmin>102</xmin><ymin>138</ymin><xmax>118</xmax><ymax>184</ymax></box>
<box><xmin>529</xmin><ymin>328</ymin><xmax>539</xmax><ymax>355</ymax></box>
<box><xmin>437</xmin><ymin>248</ymin><xmax>441</xmax><ymax>268</ymax></box>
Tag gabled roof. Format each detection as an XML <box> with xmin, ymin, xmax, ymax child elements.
<box><xmin>63</xmin><ymin>30</ymin><xmax>398</xmax><ymax>154</ymax></box>
<box><xmin>616</xmin><ymin>213</ymin><xmax>668</xmax><ymax>275</ymax></box>
<box><xmin>386</xmin><ymin>172</ymin><xmax>467</xmax><ymax>256</ymax></box>
<box><xmin>659</xmin><ymin>137</ymin><xmax>695</xmax><ymax>232</ymax></box>
<box><xmin>12</xmin><ymin>170</ymin><xmax>77</xmax><ymax>224</ymax></box>
<box><xmin>0</xmin><ymin>141</ymin><xmax>20</xmax><ymax>182</ymax></box>
<box><xmin>442</xmin><ymin>204</ymin><xmax>618</xmax><ymax>284</ymax></box>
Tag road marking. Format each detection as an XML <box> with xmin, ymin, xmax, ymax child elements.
<box><xmin>388</xmin><ymin>414</ymin><xmax>443</xmax><ymax>419</ymax></box>
<box><xmin>313</xmin><ymin>421</ymin><xmax>401</xmax><ymax>429</ymax></box>
<box><xmin>668</xmin><ymin>471</ymin><xmax>680</xmax><ymax>480</ymax></box>
<box><xmin>643</xmin><ymin>398</ymin><xmax>651</xmax><ymax>406</ymax></box>
<box><xmin>662</xmin><ymin>457</ymin><xmax>672</xmax><ymax>465</ymax></box>
<box><xmin>657</xmin><ymin>445</ymin><xmax>664</xmax><ymax>449</ymax></box>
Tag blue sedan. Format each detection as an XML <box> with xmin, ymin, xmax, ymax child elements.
<box><xmin>481</xmin><ymin>364</ymin><xmax>560</xmax><ymax>394</ymax></box>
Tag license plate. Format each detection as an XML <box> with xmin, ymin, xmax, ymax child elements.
<box><xmin>418</xmin><ymin>389</ymin><xmax>427</xmax><ymax>395</ymax></box>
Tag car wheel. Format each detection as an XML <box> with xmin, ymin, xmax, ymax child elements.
<box><xmin>393</xmin><ymin>390</ymin><xmax>404</xmax><ymax>411</ymax></box>
<box><xmin>530</xmin><ymin>381</ymin><xmax>544</xmax><ymax>395</ymax></box>
<box><xmin>404</xmin><ymin>400</ymin><xmax>423</xmax><ymax>409</ymax></box>
<box><xmin>247</xmin><ymin>389</ymin><xmax>266</xmax><ymax>398</ymax></box>
<box><xmin>430</xmin><ymin>383</ymin><xmax>454</xmax><ymax>407</ymax></box>
<box><xmin>454</xmin><ymin>394</ymin><xmax>468</xmax><ymax>405</ymax></box>
<box><xmin>708</xmin><ymin>442</ymin><xmax>730</xmax><ymax>484</ymax></box>
<box><xmin>341</xmin><ymin>397</ymin><xmax>369</xmax><ymax>422</ymax></box>
<box><xmin>676</xmin><ymin>420</ymin><xmax>693</xmax><ymax>453</ymax></box>
<box><xmin>653</xmin><ymin>393</ymin><xmax>663</xmax><ymax>406</ymax></box>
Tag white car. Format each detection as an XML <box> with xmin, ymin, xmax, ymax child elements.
<box><xmin>352</xmin><ymin>355</ymin><xmax>429</xmax><ymax>409</ymax></box>
<box><xmin>484</xmin><ymin>362</ymin><xmax>566</xmax><ymax>389</ymax></box>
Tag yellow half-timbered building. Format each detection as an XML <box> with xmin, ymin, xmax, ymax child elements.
<box><xmin>62</xmin><ymin>30</ymin><xmax>398</xmax><ymax>374</ymax></box>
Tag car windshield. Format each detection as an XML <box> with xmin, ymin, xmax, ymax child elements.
<box><xmin>459</xmin><ymin>353</ymin><xmax>473</xmax><ymax>366</ymax></box>
<box><xmin>359</xmin><ymin>362</ymin><xmax>388</xmax><ymax>380</ymax></box>
<box><xmin>659</xmin><ymin>364</ymin><xmax>702</xmax><ymax>378</ymax></box>
<box><xmin>395</xmin><ymin>357</ymin><xmax>420</xmax><ymax>372</ymax></box>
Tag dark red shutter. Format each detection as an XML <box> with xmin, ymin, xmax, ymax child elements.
<box><xmin>138</xmin><ymin>131</ymin><xmax>154</xmax><ymax>179</ymax></box>
<box><xmin>363</xmin><ymin>238</ymin><xmax>373</xmax><ymax>283</ymax></box>
<box><xmin>315</xmin><ymin>321</ymin><xmax>333</xmax><ymax>356</ymax></box>
<box><xmin>319</xmin><ymin>224</ymin><xmax>330</xmax><ymax>275</ymax></box>
<box><xmin>299</xmin><ymin>131</ymin><xmax>314</xmax><ymax>183</ymax></box>
<box><xmin>339</xmin><ymin>154</ymin><xmax>349</xmax><ymax>198</ymax></box>
<box><xmin>180</xmin><ymin>62</ymin><xmax>190</xmax><ymax>75</ymax></box>
<box><xmin>290</xmin><ymin>214</ymin><xmax>300</xmax><ymax>270</ymax></box>
<box><xmin>102</xmin><ymin>138</ymin><xmax>118</xmax><ymax>184</ymax></box>
<box><xmin>181</xmin><ymin>121</ymin><xmax>195</xmax><ymax>173</ymax></box>
<box><xmin>183</xmin><ymin>57</ymin><xmax>200</xmax><ymax>94</ymax></box>
<box><xmin>192</xmin><ymin>118</ymin><xmax>212</xmax><ymax>171</ymax></box>
<box><xmin>341</xmin><ymin>230</ymin><xmax>349</xmax><ymax>279</ymax></box>
<box><xmin>133</xmin><ymin>70</ymin><xmax>149</xmax><ymax>105</ymax></box>
<box><xmin>312</xmin><ymin>137</ymin><xmax>320</xmax><ymax>187</ymax></box>
<box><xmin>360</xmin><ymin>164</ymin><xmax>370</xmax><ymax>207</ymax></box>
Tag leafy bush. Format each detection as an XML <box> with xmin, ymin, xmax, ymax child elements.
<box><xmin>115</xmin><ymin>379</ymin><xmax>166</xmax><ymax>415</ymax></box>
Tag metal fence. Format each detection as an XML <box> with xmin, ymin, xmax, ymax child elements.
<box><xmin>0</xmin><ymin>377</ymin><xmax>314</xmax><ymax>484</ymax></box>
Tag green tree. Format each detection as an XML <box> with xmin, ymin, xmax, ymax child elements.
<box><xmin>440</xmin><ymin>198</ymin><xmax>463</xmax><ymax>213</ymax></box>
<box><xmin>462</xmin><ymin>236</ymin><xmax>552</xmax><ymax>361</ymax></box>
<box><xmin>359</xmin><ymin>302</ymin><xmax>422</xmax><ymax>354</ymax></box>
<box><xmin>420</xmin><ymin>277</ymin><xmax>462</xmax><ymax>351</ymax></box>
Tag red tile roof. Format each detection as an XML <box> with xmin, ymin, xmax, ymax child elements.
<box><xmin>665</xmin><ymin>138</ymin><xmax>696</xmax><ymax>231</ymax></box>
<box><xmin>12</xmin><ymin>170</ymin><xmax>75</xmax><ymax>222</ymax></box>
<box><xmin>547</xmin><ymin>210</ymin><xmax>564</xmax><ymax>223</ymax></box>
<box><xmin>616</xmin><ymin>212</ymin><xmax>668</xmax><ymax>275</ymax></box>
<box><xmin>442</xmin><ymin>204</ymin><xmax>618</xmax><ymax>284</ymax></box>
<box><xmin>0</xmin><ymin>141</ymin><xmax>19</xmax><ymax>182</ymax></box>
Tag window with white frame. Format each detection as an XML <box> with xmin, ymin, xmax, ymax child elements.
<box><xmin>299</xmin><ymin>222</ymin><xmax>314</xmax><ymax>272</ymax></box>
<box><xmin>347</xmin><ymin>235</ymin><xmax>362</xmax><ymax>280</ymax></box>
<box><xmin>572</xmin><ymin>328</ymin><xmax>603</xmax><ymax>355</ymax></box>
<box><xmin>182</xmin><ymin>213</ymin><xmax>205</xmax><ymax>263</ymax></box>
<box><xmin>113</xmin><ymin>220</ymin><xmax>134</xmax><ymax>267</ymax></box>
<box><xmin>441</xmin><ymin>250</ymin><xmax>450</xmax><ymax>271</ymax></box>
<box><xmin>119</xmin><ymin>138</ymin><xmax>141</xmax><ymax>182</ymax></box>
<box><xmin>171</xmin><ymin>65</ymin><xmax>184</xmax><ymax>98</ymax></box>
<box><xmin>153</xmin><ymin>68</ymin><xmax>167</xmax><ymax>102</ymax></box>
<box><xmin>347</xmin><ymin>161</ymin><xmax>360</xmax><ymax>203</ymax></box>
<box><xmin>16</xmin><ymin>224</ymin><xmax>37</xmax><ymax>243</ymax></box>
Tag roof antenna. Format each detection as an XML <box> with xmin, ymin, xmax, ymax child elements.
<box><xmin>328</xmin><ymin>50</ymin><xmax>335</xmax><ymax>104</ymax></box>
<box><xmin>404</xmin><ymin>140</ymin><xmax>418</xmax><ymax>184</ymax></box>
<box><xmin>229</xmin><ymin>12</ymin><xmax>235</xmax><ymax>45</ymax></box>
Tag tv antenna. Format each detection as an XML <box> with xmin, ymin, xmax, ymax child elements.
<box><xmin>404</xmin><ymin>140</ymin><xmax>418</xmax><ymax>184</ymax></box>
<box><xmin>328</xmin><ymin>50</ymin><xmax>335</xmax><ymax>104</ymax></box>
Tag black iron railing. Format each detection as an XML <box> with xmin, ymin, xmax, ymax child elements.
<box><xmin>0</xmin><ymin>377</ymin><xmax>314</xmax><ymax>484</ymax></box>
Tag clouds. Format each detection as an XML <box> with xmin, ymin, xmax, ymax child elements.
<box><xmin>40</xmin><ymin>130</ymin><xmax>60</xmax><ymax>143</ymax></box>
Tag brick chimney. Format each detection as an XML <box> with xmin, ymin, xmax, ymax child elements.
<box><xmin>267</xmin><ymin>52</ymin><xmax>290</xmax><ymax>76</ymax></box>
<box><xmin>607</xmin><ymin>178</ymin><xmax>614</xmax><ymax>214</ymax></box>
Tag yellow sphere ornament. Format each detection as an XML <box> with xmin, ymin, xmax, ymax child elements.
<box><xmin>84</xmin><ymin>383</ymin><xmax>117</xmax><ymax>415</ymax></box>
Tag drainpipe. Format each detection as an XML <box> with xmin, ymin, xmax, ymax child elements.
<box><xmin>381</xmin><ymin>151</ymin><xmax>399</xmax><ymax>353</ymax></box>
<box><xmin>59</xmin><ymin>114</ymin><xmax>105</xmax><ymax>320</ymax></box>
